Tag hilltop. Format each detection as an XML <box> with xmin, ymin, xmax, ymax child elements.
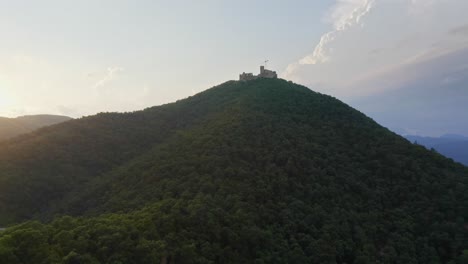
<box><xmin>0</xmin><ymin>114</ymin><xmax>72</xmax><ymax>141</ymax></box>
<box><xmin>0</xmin><ymin>79</ymin><xmax>467</xmax><ymax>263</ymax></box>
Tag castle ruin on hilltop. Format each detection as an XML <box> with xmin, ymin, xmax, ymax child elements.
<box><xmin>239</xmin><ymin>66</ymin><xmax>277</xmax><ymax>81</ymax></box>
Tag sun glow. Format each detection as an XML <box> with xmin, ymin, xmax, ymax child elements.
<box><xmin>0</xmin><ymin>84</ymin><xmax>15</xmax><ymax>116</ymax></box>
<box><xmin>0</xmin><ymin>93</ymin><xmax>11</xmax><ymax>107</ymax></box>
<box><xmin>0</xmin><ymin>100</ymin><xmax>12</xmax><ymax>118</ymax></box>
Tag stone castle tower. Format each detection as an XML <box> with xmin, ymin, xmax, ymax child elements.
<box><xmin>239</xmin><ymin>66</ymin><xmax>277</xmax><ymax>81</ymax></box>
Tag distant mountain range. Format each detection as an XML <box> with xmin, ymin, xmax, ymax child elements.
<box><xmin>405</xmin><ymin>134</ymin><xmax>468</xmax><ymax>165</ymax></box>
<box><xmin>0</xmin><ymin>115</ymin><xmax>72</xmax><ymax>141</ymax></box>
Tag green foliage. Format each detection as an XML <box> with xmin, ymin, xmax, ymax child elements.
<box><xmin>0</xmin><ymin>79</ymin><xmax>467</xmax><ymax>263</ymax></box>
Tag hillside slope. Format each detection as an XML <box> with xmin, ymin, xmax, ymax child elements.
<box><xmin>0</xmin><ymin>79</ymin><xmax>467</xmax><ymax>263</ymax></box>
<box><xmin>0</xmin><ymin>83</ymin><xmax>242</xmax><ymax>224</ymax></box>
<box><xmin>0</xmin><ymin>115</ymin><xmax>72</xmax><ymax>140</ymax></box>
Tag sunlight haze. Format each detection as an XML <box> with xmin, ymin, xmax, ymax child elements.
<box><xmin>1</xmin><ymin>0</ymin><xmax>467</xmax><ymax>136</ymax></box>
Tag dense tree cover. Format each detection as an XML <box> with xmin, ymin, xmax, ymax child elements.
<box><xmin>0</xmin><ymin>83</ymin><xmax>243</xmax><ymax>224</ymax></box>
<box><xmin>0</xmin><ymin>115</ymin><xmax>72</xmax><ymax>141</ymax></box>
<box><xmin>0</xmin><ymin>79</ymin><xmax>467</xmax><ymax>263</ymax></box>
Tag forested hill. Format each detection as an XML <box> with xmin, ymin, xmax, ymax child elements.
<box><xmin>0</xmin><ymin>79</ymin><xmax>467</xmax><ymax>263</ymax></box>
<box><xmin>0</xmin><ymin>114</ymin><xmax>72</xmax><ymax>141</ymax></box>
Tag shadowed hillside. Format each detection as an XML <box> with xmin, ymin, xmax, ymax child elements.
<box><xmin>0</xmin><ymin>79</ymin><xmax>467</xmax><ymax>263</ymax></box>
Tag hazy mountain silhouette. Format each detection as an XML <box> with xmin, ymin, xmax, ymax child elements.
<box><xmin>406</xmin><ymin>134</ymin><xmax>468</xmax><ymax>165</ymax></box>
<box><xmin>0</xmin><ymin>115</ymin><xmax>72</xmax><ymax>141</ymax></box>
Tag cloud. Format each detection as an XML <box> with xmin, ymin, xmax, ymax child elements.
<box><xmin>449</xmin><ymin>24</ymin><xmax>468</xmax><ymax>37</ymax></box>
<box><xmin>408</xmin><ymin>0</ymin><xmax>436</xmax><ymax>15</ymax></box>
<box><xmin>300</xmin><ymin>0</ymin><xmax>374</xmax><ymax>65</ymax></box>
<box><xmin>92</xmin><ymin>66</ymin><xmax>124</xmax><ymax>89</ymax></box>
<box><xmin>282</xmin><ymin>0</ymin><xmax>468</xmax><ymax>99</ymax></box>
<box><xmin>283</xmin><ymin>0</ymin><xmax>374</xmax><ymax>79</ymax></box>
<box><xmin>282</xmin><ymin>0</ymin><xmax>375</xmax><ymax>82</ymax></box>
<box><xmin>350</xmin><ymin>47</ymin><xmax>468</xmax><ymax>136</ymax></box>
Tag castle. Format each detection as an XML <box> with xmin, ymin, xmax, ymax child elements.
<box><xmin>239</xmin><ymin>66</ymin><xmax>277</xmax><ymax>81</ymax></box>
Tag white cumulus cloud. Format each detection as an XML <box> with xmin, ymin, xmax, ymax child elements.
<box><xmin>299</xmin><ymin>0</ymin><xmax>375</xmax><ymax>65</ymax></box>
<box><xmin>93</xmin><ymin>66</ymin><xmax>124</xmax><ymax>89</ymax></box>
<box><xmin>282</xmin><ymin>0</ymin><xmax>468</xmax><ymax>99</ymax></box>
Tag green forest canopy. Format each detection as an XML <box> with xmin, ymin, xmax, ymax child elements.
<box><xmin>0</xmin><ymin>79</ymin><xmax>467</xmax><ymax>263</ymax></box>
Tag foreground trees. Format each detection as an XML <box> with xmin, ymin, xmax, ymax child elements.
<box><xmin>0</xmin><ymin>79</ymin><xmax>467</xmax><ymax>263</ymax></box>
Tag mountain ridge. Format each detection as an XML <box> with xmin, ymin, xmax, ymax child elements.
<box><xmin>0</xmin><ymin>114</ymin><xmax>72</xmax><ymax>141</ymax></box>
<box><xmin>0</xmin><ymin>78</ymin><xmax>466</xmax><ymax>263</ymax></box>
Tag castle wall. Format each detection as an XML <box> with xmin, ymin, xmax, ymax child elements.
<box><xmin>258</xmin><ymin>69</ymin><xmax>277</xmax><ymax>79</ymax></box>
<box><xmin>239</xmin><ymin>72</ymin><xmax>256</xmax><ymax>81</ymax></box>
<box><xmin>239</xmin><ymin>66</ymin><xmax>277</xmax><ymax>81</ymax></box>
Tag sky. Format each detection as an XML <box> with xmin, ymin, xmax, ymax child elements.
<box><xmin>0</xmin><ymin>0</ymin><xmax>467</xmax><ymax>136</ymax></box>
